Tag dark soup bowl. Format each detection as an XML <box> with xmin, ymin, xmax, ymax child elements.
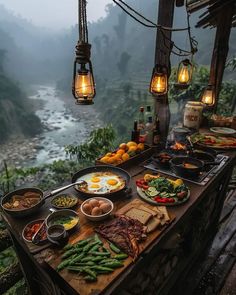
<box><xmin>1</xmin><ymin>187</ymin><xmax>44</xmax><ymax>218</ymax></box>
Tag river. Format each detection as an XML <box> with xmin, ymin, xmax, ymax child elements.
<box><xmin>27</xmin><ymin>85</ymin><xmax>102</xmax><ymax>166</ymax></box>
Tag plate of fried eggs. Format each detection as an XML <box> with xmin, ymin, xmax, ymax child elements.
<box><xmin>75</xmin><ymin>171</ymin><xmax>126</xmax><ymax>195</ymax></box>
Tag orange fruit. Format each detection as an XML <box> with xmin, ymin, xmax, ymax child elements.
<box><xmin>128</xmin><ymin>146</ymin><xmax>137</xmax><ymax>153</ymax></box>
<box><xmin>107</xmin><ymin>156</ymin><xmax>116</xmax><ymax>164</ymax></box>
<box><xmin>116</xmin><ymin>149</ymin><xmax>125</xmax><ymax>156</ymax></box>
<box><xmin>105</xmin><ymin>152</ymin><xmax>112</xmax><ymax>157</ymax></box>
<box><xmin>119</xmin><ymin>143</ymin><xmax>128</xmax><ymax>151</ymax></box>
<box><xmin>127</xmin><ymin>141</ymin><xmax>137</xmax><ymax>148</ymax></box>
<box><xmin>122</xmin><ymin>153</ymin><xmax>130</xmax><ymax>162</ymax></box>
<box><xmin>137</xmin><ymin>143</ymin><xmax>145</xmax><ymax>151</ymax></box>
<box><xmin>100</xmin><ymin>156</ymin><xmax>110</xmax><ymax>163</ymax></box>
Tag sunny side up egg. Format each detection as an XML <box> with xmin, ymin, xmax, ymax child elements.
<box><xmin>77</xmin><ymin>172</ymin><xmax>124</xmax><ymax>194</ymax></box>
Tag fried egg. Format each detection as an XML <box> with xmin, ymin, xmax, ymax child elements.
<box><xmin>76</xmin><ymin>172</ymin><xmax>125</xmax><ymax>194</ymax></box>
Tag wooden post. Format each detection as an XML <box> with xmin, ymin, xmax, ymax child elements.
<box><xmin>153</xmin><ymin>0</ymin><xmax>175</xmax><ymax>147</ymax></box>
<box><xmin>208</xmin><ymin>4</ymin><xmax>234</xmax><ymax>112</ymax></box>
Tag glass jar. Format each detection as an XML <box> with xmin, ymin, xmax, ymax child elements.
<box><xmin>183</xmin><ymin>101</ymin><xmax>204</xmax><ymax>130</ymax></box>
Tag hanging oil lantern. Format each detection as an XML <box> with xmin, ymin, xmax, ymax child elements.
<box><xmin>72</xmin><ymin>42</ymin><xmax>95</xmax><ymax>104</ymax></box>
<box><xmin>149</xmin><ymin>64</ymin><xmax>168</xmax><ymax>96</ymax></box>
<box><xmin>200</xmin><ymin>84</ymin><xmax>215</xmax><ymax>107</ymax></box>
<box><xmin>175</xmin><ymin>59</ymin><xmax>192</xmax><ymax>88</ymax></box>
<box><xmin>72</xmin><ymin>0</ymin><xmax>96</xmax><ymax>105</ymax></box>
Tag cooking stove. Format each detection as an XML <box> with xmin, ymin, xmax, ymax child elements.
<box><xmin>142</xmin><ymin>154</ymin><xmax>229</xmax><ymax>186</ymax></box>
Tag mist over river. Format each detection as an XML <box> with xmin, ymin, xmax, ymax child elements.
<box><xmin>0</xmin><ymin>85</ymin><xmax>102</xmax><ymax>169</ymax></box>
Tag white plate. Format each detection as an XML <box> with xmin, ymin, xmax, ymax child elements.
<box><xmin>210</xmin><ymin>127</ymin><xmax>236</xmax><ymax>136</ymax></box>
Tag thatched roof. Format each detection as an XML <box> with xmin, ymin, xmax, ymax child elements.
<box><xmin>187</xmin><ymin>0</ymin><xmax>236</xmax><ymax>28</ymax></box>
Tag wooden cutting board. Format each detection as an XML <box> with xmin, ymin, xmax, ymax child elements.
<box><xmin>45</xmin><ymin>199</ymin><xmax>175</xmax><ymax>295</ymax></box>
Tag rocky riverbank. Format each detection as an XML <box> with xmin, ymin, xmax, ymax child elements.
<box><xmin>0</xmin><ymin>85</ymin><xmax>102</xmax><ymax>171</ymax></box>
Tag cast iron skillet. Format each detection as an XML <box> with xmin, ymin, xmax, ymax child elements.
<box><xmin>71</xmin><ymin>165</ymin><xmax>131</xmax><ymax>198</ymax></box>
<box><xmin>170</xmin><ymin>156</ymin><xmax>219</xmax><ymax>177</ymax></box>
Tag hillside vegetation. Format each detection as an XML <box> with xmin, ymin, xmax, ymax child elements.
<box><xmin>0</xmin><ymin>50</ymin><xmax>42</xmax><ymax>143</ymax></box>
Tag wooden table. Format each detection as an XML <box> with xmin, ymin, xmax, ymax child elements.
<box><xmin>2</xmin><ymin>150</ymin><xmax>236</xmax><ymax>295</ymax></box>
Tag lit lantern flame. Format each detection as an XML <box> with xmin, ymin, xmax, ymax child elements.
<box><xmin>176</xmin><ymin>59</ymin><xmax>193</xmax><ymax>87</ymax></box>
<box><xmin>150</xmin><ymin>65</ymin><xmax>168</xmax><ymax>95</ymax></box>
<box><xmin>178</xmin><ymin>66</ymin><xmax>190</xmax><ymax>83</ymax></box>
<box><xmin>201</xmin><ymin>85</ymin><xmax>215</xmax><ymax>107</ymax></box>
<box><xmin>75</xmin><ymin>70</ymin><xmax>95</xmax><ymax>98</ymax></box>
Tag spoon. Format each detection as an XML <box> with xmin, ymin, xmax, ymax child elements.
<box><xmin>44</xmin><ymin>180</ymin><xmax>87</xmax><ymax>200</ymax></box>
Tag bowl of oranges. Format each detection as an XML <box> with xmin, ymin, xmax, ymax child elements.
<box><xmin>96</xmin><ymin>141</ymin><xmax>148</xmax><ymax>166</ymax></box>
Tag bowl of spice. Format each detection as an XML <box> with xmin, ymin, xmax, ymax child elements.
<box><xmin>51</xmin><ymin>194</ymin><xmax>78</xmax><ymax>209</ymax></box>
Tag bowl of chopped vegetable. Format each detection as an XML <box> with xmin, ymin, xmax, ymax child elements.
<box><xmin>22</xmin><ymin>219</ymin><xmax>47</xmax><ymax>243</ymax></box>
<box><xmin>51</xmin><ymin>194</ymin><xmax>78</xmax><ymax>209</ymax></box>
<box><xmin>46</xmin><ymin>209</ymin><xmax>79</xmax><ymax>231</ymax></box>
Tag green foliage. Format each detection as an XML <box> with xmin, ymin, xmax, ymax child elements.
<box><xmin>0</xmin><ymin>247</ymin><xmax>17</xmax><ymax>274</ymax></box>
<box><xmin>0</xmin><ymin>69</ymin><xmax>42</xmax><ymax>142</ymax></box>
<box><xmin>65</xmin><ymin>125</ymin><xmax>116</xmax><ymax>164</ymax></box>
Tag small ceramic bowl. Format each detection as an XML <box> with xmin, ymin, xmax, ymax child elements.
<box><xmin>51</xmin><ymin>194</ymin><xmax>78</xmax><ymax>209</ymax></box>
<box><xmin>46</xmin><ymin>224</ymin><xmax>68</xmax><ymax>246</ymax></box>
<box><xmin>46</xmin><ymin>209</ymin><xmax>79</xmax><ymax>231</ymax></box>
<box><xmin>80</xmin><ymin>197</ymin><xmax>114</xmax><ymax>222</ymax></box>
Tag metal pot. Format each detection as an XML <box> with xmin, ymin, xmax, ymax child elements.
<box><xmin>71</xmin><ymin>165</ymin><xmax>131</xmax><ymax>198</ymax></box>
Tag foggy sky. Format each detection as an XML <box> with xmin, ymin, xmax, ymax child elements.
<box><xmin>0</xmin><ymin>0</ymin><xmax>113</xmax><ymax>30</ymax></box>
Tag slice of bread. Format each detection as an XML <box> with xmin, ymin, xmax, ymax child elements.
<box><xmin>155</xmin><ymin>206</ymin><xmax>170</xmax><ymax>223</ymax></box>
<box><xmin>138</xmin><ymin>205</ymin><xmax>158</xmax><ymax>216</ymax></box>
<box><xmin>125</xmin><ymin>207</ymin><xmax>152</xmax><ymax>224</ymax></box>
<box><xmin>147</xmin><ymin>217</ymin><xmax>161</xmax><ymax>233</ymax></box>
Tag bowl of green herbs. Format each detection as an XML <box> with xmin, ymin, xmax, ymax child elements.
<box><xmin>46</xmin><ymin>209</ymin><xmax>79</xmax><ymax>231</ymax></box>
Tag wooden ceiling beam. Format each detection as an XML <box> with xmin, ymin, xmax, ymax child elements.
<box><xmin>208</xmin><ymin>2</ymin><xmax>234</xmax><ymax>112</ymax></box>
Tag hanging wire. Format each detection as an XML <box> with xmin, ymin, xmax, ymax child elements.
<box><xmin>113</xmin><ymin>0</ymin><xmax>189</xmax><ymax>31</ymax></box>
<box><xmin>112</xmin><ymin>0</ymin><xmax>198</xmax><ymax>57</ymax></box>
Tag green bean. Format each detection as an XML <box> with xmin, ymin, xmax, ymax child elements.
<box><xmin>67</xmin><ymin>266</ymin><xmax>83</xmax><ymax>273</ymax></box>
<box><xmin>76</xmin><ymin>261</ymin><xmax>95</xmax><ymax>266</ymax></box>
<box><xmin>109</xmin><ymin>242</ymin><xmax>121</xmax><ymax>254</ymax></box>
<box><xmin>81</xmin><ymin>256</ymin><xmax>94</xmax><ymax>262</ymax></box>
<box><xmin>89</xmin><ymin>256</ymin><xmax>104</xmax><ymax>262</ymax></box>
<box><xmin>90</xmin><ymin>265</ymin><xmax>113</xmax><ymax>273</ymax></box>
<box><xmin>102</xmin><ymin>261</ymin><xmax>124</xmax><ymax>268</ymax></box>
<box><xmin>83</xmin><ymin>241</ymin><xmax>99</xmax><ymax>253</ymax></box>
<box><xmin>62</xmin><ymin>247</ymin><xmax>83</xmax><ymax>259</ymax></box>
<box><xmin>94</xmin><ymin>234</ymin><xmax>103</xmax><ymax>245</ymax></box>
<box><xmin>89</xmin><ymin>245</ymin><xmax>100</xmax><ymax>252</ymax></box>
<box><xmin>99</xmin><ymin>258</ymin><xmax>121</xmax><ymax>265</ymax></box>
<box><xmin>113</xmin><ymin>253</ymin><xmax>128</xmax><ymax>260</ymax></box>
<box><xmin>83</xmin><ymin>267</ymin><xmax>97</xmax><ymax>279</ymax></box>
<box><xmin>90</xmin><ymin>251</ymin><xmax>110</xmax><ymax>257</ymax></box>
<box><xmin>69</xmin><ymin>253</ymin><xmax>85</xmax><ymax>265</ymax></box>
<box><xmin>57</xmin><ymin>254</ymin><xmax>77</xmax><ymax>271</ymax></box>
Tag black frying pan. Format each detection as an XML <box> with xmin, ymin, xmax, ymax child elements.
<box><xmin>71</xmin><ymin>165</ymin><xmax>131</xmax><ymax>198</ymax></box>
<box><xmin>170</xmin><ymin>156</ymin><xmax>220</xmax><ymax>177</ymax></box>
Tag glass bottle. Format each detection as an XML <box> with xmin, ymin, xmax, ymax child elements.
<box><xmin>138</xmin><ymin>107</ymin><xmax>146</xmax><ymax>143</ymax></box>
<box><xmin>145</xmin><ymin>116</ymin><xmax>153</xmax><ymax>145</ymax></box>
<box><xmin>131</xmin><ymin>120</ymin><xmax>140</xmax><ymax>143</ymax></box>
